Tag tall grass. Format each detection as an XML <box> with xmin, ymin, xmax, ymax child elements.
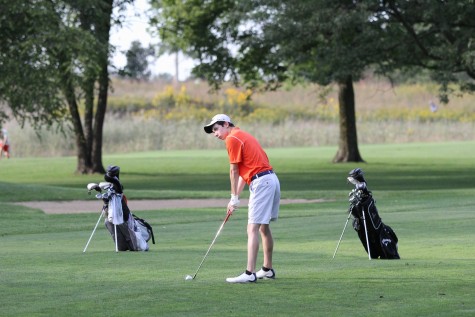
<box><xmin>3</xmin><ymin>78</ymin><xmax>474</xmax><ymax>157</ymax></box>
<box><xmin>6</xmin><ymin>118</ymin><xmax>474</xmax><ymax>157</ymax></box>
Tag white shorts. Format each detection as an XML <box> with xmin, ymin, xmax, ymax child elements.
<box><xmin>248</xmin><ymin>173</ymin><xmax>280</xmax><ymax>224</ymax></box>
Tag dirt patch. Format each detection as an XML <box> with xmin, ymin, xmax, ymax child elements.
<box><xmin>15</xmin><ymin>198</ymin><xmax>327</xmax><ymax>214</ymax></box>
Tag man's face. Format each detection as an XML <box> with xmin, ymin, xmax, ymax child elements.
<box><xmin>211</xmin><ymin>122</ymin><xmax>229</xmax><ymax>140</ymax></box>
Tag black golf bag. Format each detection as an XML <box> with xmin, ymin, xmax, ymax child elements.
<box><xmin>347</xmin><ymin>168</ymin><xmax>400</xmax><ymax>259</ymax></box>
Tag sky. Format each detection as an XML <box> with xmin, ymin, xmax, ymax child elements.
<box><xmin>109</xmin><ymin>0</ymin><xmax>195</xmax><ymax>80</ymax></box>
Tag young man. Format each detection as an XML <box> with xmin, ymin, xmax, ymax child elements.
<box><xmin>204</xmin><ymin>114</ymin><xmax>281</xmax><ymax>283</ymax></box>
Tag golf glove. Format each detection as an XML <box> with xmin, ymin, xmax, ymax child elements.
<box><xmin>229</xmin><ymin>194</ymin><xmax>240</xmax><ymax>207</ymax></box>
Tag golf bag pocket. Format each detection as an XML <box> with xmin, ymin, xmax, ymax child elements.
<box><xmin>133</xmin><ymin>214</ymin><xmax>155</xmax><ymax>244</ymax></box>
<box><xmin>379</xmin><ymin>224</ymin><xmax>400</xmax><ymax>259</ymax></box>
<box><xmin>133</xmin><ymin>229</ymin><xmax>149</xmax><ymax>251</ymax></box>
<box><xmin>126</xmin><ymin>214</ymin><xmax>155</xmax><ymax>251</ymax></box>
<box><xmin>123</xmin><ymin>215</ymin><xmax>147</xmax><ymax>251</ymax></box>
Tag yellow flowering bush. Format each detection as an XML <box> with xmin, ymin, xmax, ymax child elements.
<box><xmin>223</xmin><ymin>88</ymin><xmax>254</xmax><ymax>116</ymax></box>
<box><xmin>107</xmin><ymin>80</ymin><xmax>474</xmax><ymax>124</ymax></box>
<box><xmin>246</xmin><ymin>108</ymin><xmax>288</xmax><ymax>124</ymax></box>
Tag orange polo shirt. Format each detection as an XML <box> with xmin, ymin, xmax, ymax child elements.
<box><xmin>225</xmin><ymin>127</ymin><xmax>273</xmax><ymax>185</ymax></box>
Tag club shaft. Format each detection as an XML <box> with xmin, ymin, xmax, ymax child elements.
<box><xmin>193</xmin><ymin>213</ymin><xmax>231</xmax><ymax>279</ymax></box>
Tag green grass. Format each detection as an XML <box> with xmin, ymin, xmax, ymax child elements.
<box><xmin>0</xmin><ymin>141</ymin><xmax>474</xmax><ymax>316</ymax></box>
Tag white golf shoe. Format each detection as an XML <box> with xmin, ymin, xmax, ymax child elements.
<box><xmin>226</xmin><ymin>272</ymin><xmax>257</xmax><ymax>283</ymax></box>
<box><xmin>256</xmin><ymin>268</ymin><xmax>275</xmax><ymax>279</ymax></box>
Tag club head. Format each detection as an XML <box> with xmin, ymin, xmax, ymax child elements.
<box><xmin>87</xmin><ymin>183</ymin><xmax>101</xmax><ymax>193</ymax></box>
<box><xmin>99</xmin><ymin>182</ymin><xmax>113</xmax><ymax>191</ymax></box>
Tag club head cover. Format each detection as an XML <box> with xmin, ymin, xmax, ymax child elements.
<box><xmin>104</xmin><ymin>173</ymin><xmax>123</xmax><ymax>193</ymax></box>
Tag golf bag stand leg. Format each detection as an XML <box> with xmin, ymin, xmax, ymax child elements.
<box><xmin>114</xmin><ymin>224</ymin><xmax>118</xmax><ymax>253</ymax></box>
<box><xmin>332</xmin><ymin>208</ymin><xmax>353</xmax><ymax>259</ymax></box>
<box><xmin>362</xmin><ymin>207</ymin><xmax>372</xmax><ymax>260</ymax></box>
<box><xmin>83</xmin><ymin>208</ymin><xmax>105</xmax><ymax>253</ymax></box>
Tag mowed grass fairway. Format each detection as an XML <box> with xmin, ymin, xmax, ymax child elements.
<box><xmin>0</xmin><ymin>141</ymin><xmax>474</xmax><ymax>316</ymax></box>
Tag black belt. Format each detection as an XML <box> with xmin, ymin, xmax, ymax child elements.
<box><xmin>251</xmin><ymin>170</ymin><xmax>274</xmax><ymax>181</ymax></box>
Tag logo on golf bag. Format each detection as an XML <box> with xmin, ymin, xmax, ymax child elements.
<box><xmin>381</xmin><ymin>238</ymin><xmax>392</xmax><ymax>246</ymax></box>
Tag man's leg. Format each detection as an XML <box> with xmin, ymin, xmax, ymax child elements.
<box><xmin>260</xmin><ymin>224</ymin><xmax>273</xmax><ymax>269</ymax></box>
<box><xmin>226</xmin><ymin>223</ymin><xmax>259</xmax><ymax>283</ymax></box>
<box><xmin>247</xmin><ymin>223</ymin><xmax>260</xmax><ymax>272</ymax></box>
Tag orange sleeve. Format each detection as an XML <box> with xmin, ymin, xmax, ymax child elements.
<box><xmin>225</xmin><ymin>128</ymin><xmax>272</xmax><ymax>184</ymax></box>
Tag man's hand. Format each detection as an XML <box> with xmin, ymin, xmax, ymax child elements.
<box><xmin>227</xmin><ymin>204</ymin><xmax>237</xmax><ymax>215</ymax></box>
<box><xmin>227</xmin><ymin>194</ymin><xmax>240</xmax><ymax>214</ymax></box>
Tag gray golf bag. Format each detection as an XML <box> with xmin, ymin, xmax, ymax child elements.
<box><xmin>103</xmin><ymin>165</ymin><xmax>155</xmax><ymax>251</ymax></box>
<box><xmin>86</xmin><ymin>165</ymin><xmax>155</xmax><ymax>252</ymax></box>
<box><xmin>347</xmin><ymin>168</ymin><xmax>400</xmax><ymax>259</ymax></box>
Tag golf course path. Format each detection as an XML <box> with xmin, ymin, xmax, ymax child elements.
<box><xmin>15</xmin><ymin>198</ymin><xmax>327</xmax><ymax>214</ymax></box>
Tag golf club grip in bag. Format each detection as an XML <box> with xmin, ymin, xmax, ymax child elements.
<box><xmin>350</xmin><ymin>193</ymin><xmax>400</xmax><ymax>259</ymax></box>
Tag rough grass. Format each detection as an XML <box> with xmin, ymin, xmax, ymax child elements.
<box><xmin>3</xmin><ymin>78</ymin><xmax>475</xmax><ymax>157</ymax></box>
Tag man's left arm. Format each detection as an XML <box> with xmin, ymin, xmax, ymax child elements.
<box><xmin>228</xmin><ymin>163</ymin><xmax>244</xmax><ymax>214</ymax></box>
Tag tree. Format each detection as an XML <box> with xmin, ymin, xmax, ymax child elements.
<box><xmin>0</xmin><ymin>0</ymin><xmax>132</xmax><ymax>173</ymax></box>
<box><xmin>377</xmin><ymin>0</ymin><xmax>475</xmax><ymax>103</ymax></box>
<box><xmin>258</xmin><ymin>1</ymin><xmax>380</xmax><ymax>162</ymax></box>
<box><xmin>150</xmin><ymin>0</ymin><xmax>475</xmax><ymax>162</ymax></box>
<box><xmin>150</xmin><ymin>0</ymin><xmax>394</xmax><ymax>162</ymax></box>
<box><xmin>70</xmin><ymin>0</ymin><xmax>115</xmax><ymax>174</ymax></box>
<box><xmin>0</xmin><ymin>1</ymin><xmax>76</xmax><ymax>129</ymax></box>
<box><xmin>118</xmin><ymin>40</ymin><xmax>154</xmax><ymax>81</ymax></box>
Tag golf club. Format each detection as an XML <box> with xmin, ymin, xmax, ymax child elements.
<box><xmin>99</xmin><ymin>182</ymin><xmax>113</xmax><ymax>191</ymax></box>
<box><xmin>189</xmin><ymin>212</ymin><xmax>231</xmax><ymax>280</ymax></box>
<box><xmin>87</xmin><ymin>182</ymin><xmax>101</xmax><ymax>193</ymax></box>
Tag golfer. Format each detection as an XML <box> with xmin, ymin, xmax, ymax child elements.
<box><xmin>204</xmin><ymin>114</ymin><xmax>281</xmax><ymax>283</ymax></box>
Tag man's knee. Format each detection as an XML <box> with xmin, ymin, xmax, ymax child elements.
<box><xmin>259</xmin><ymin>224</ymin><xmax>271</xmax><ymax>236</ymax></box>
